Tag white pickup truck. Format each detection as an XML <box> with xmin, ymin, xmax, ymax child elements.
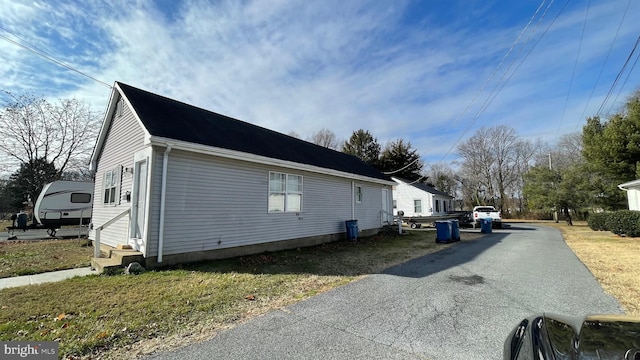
<box><xmin>472</xmin><ymin>206</ymin><xmax>502</xmax><ymax>229</ymax></box>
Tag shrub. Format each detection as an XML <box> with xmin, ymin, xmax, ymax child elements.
<box><xmin>607</xmin><ymin>210</ymin><xmax>640</xmax><ymax>237</ymax></box>
<box><xmin>589</xmin><ymin>210</ymin><xmax>640</xmax><ymax>237</ymax></box>
<box><xmin>588</xmin><ymin>212</ymin><xmax>608</xmax><ymax>231</ymax></box>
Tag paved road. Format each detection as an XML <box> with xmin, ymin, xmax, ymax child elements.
<box><xmin>146</xmin><ymin>224</ymin><xmax>623</xmax><ymax>360</ymax></box>
<box><xmin>1</xmin><ymin>227</ymin><xmax>88</xmax><ymax>241</ymax></box>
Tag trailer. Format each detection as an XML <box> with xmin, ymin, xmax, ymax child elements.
<box><xmin>404</xmin><ymin>211</ymin><xmax>472</xmax><ymax>228</ymax></box>
<box><xmin>33</xmin><ymin>181</ymin><xmax>94</xmax><ymax>236</ymax></box>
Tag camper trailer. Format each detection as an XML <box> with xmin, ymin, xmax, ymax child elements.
<box><xmin>34</xmin><ymin>181</ymin><xmax>93</xmax><ymax>234</ymax></box>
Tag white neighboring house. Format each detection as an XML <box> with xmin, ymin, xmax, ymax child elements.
<box><xmin>89</xmin><ymin>82</ymin><xmax>394</xmax><ymax>268</ymax></box>
<box><xmin>618</xmin><ymin>179</ymin><xmax>640</xmax><ymax>210</ymax></box>
<box><xmin>391</xmin><ymin>177</ymin><xmax>454</xmax><ymax>217</ymax></box>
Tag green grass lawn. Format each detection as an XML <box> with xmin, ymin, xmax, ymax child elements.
<box><xmin>0</xmin><ymin>239</ymin><xmax>93</xmax><ymax>278</ymax></box>
<box><xmin>0</xmin><ymin>230</ymin><xmax>482</xmax><ymax>359</ymax></box>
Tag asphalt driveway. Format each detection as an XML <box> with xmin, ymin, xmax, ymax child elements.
<box><xmin>146</xmin><ymin>224</ymin><xmax>623</xmax><ymax>360</ymax></box>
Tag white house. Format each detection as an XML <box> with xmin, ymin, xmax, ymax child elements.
<box><xmin>391</xmin><ymin>177</ymin><xmax>454</xmax><ymax>217</ymax></box>
<box><xmin>618</xmin><ymin>179</ymin><xmax>640</xmax><ymax>211</ymax></box>
<box><xmin>89</xmin><ymin>82</ymin><xmax>394</xmax><ymax>268</ymax></box>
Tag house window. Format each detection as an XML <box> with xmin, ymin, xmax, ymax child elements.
<box><xmin>355</xmin><ymin>185</ymin><xmax>363</xmax><ymax>203</ymax></box>
<box><xmin>103</xmin><ymin>166</ymin><xmax>121</xmax><ymax>206</ymax></box>
<box><xmin>71</xmin><ymin>193</ymin><xmax>91</xmax><ymax>203</ymax></box>
<box><xmin>269</xmin><ymin>172</ymin><xmax>302</xmax><ymax>212</ymax></box>
<box><xmin>393</xmin><ymin>200</ymin><xmax>397</xmax><ymax>209</ymax></box>
<box><xmin>435</xmin><ymin>199</ymin><xmax>440</xmax><ymax>212</ymax></box>
<box><xmin>414</xmin><ymin>199</ymin><xmax>422</xmax><ymax>213</ymax></box>
<box><xmin>116</xmin><ymin>98</ymin><xmax>123</xmax><ymax>117</ymax></box>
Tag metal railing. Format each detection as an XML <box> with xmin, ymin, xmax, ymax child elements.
<box><xmin>380</xmin><ymin>209</ymin><xmax>403</xmax><ymax>234</ymax></box>
<box><xmin>93</xmin><ymin>208</ymin><xmax>130</xmax><ymax>258</ymax></box>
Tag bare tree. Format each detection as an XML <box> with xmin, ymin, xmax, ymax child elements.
<box><xmin>308</xmin><ymin>128</ymin><xmax>339</xmax><ymax>149</ymax></box>
<box><xmin>457</xmin><ymin>125</ymin><xmax>533</xmax><ymax>212</ymax></box>
<box><xmin>425</xmin><ymin>163</ymin><xmax>458</xmax><ymax>196</ymax></box>
<box><xmin>0</xmin><ymin>93</ymin><xmax>99</xmax><ymax>176</ymax></box>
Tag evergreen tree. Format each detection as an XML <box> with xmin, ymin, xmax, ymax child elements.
<box><xmin>341</xmin><ymin>129</ymin><xmax>381</xmax><ymax>166</ymax></box>
<box><xmin>378</xmin><ymin>139</ymin><xmax>423</xmax><ymax>181</ymax></box>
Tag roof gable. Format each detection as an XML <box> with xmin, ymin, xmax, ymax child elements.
<box><xmin>392</xmin><ymin>177</ymin><xmax>453</xmax><ymax>198</ymax></box>
<box><xmin>114</xmin><ymin>82</ymin><xmax>390</xmax><ymax>182</ymax></box>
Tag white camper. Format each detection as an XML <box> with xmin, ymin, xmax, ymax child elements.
<box><xmin>34</xmin><ymin>181</ymin><xmax>93</xmax><ymax>233</ymax></box>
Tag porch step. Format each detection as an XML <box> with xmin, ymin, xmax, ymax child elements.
<box><xmin>91</xmin><ymin>249</ymin><xmax>144</xmax><ymax>274</ymax></box>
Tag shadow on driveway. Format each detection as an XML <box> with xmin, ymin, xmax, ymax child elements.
<box><xmin>382</xmin><ymin>232</ymin><xmax>510</xmax><ymax>278</ymax></box>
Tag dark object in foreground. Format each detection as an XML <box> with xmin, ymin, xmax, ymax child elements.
<box><xmin>505</xmin><ymin>313</ymin><xmax>640</xmax><ymax>359</ymax></box>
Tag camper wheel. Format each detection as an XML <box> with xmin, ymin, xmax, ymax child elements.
<box><xmin>410</xmin><ymin>222</ymin><xmax>421</xmax><ymax>229</ymax></box>
<box><xmin>47</xmin><ymin>228</ymin><xmax>57</xmax><ymax>237</ymax></box>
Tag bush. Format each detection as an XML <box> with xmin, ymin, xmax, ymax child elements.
<box><xmin>608</xmin><ymin>210</ymin><xmax>640</xmax><ymax>237</ymax></box>
<box><xmin>589</xmin><ymin>210</ymin><xmax>640</xmax><ymax>237</ymax></box>
<box><xmin>588</xmin><ymin>212</ymin><xmax>608</xmax><ymax>231</ymax></box>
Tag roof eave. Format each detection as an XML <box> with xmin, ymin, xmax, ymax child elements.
<box><xmin>149</xmin><ymin>136</ymin><xmax>394</xmax><ymax>185</ymax></box>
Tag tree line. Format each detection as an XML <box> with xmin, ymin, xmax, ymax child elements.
<box><xmin>1</xmin><ymin>88</ymin><xmax>638</xmax><ymax>220</ymax></box>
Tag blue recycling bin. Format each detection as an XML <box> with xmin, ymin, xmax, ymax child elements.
<box><xmin>435</xmin><ymin>221</ymin><xmax>452</xmax><ymax>243</ymax></box>
<box><xmin>450</xmin><ymin>219</ymin><xmax>460</xmax><ymax>241</ymax></box>
<box><xmin>345</xmin><ymin>220</ymin><xmax>359</xmax><ymax>240</ymax></box>
<box><xmin>480</xmin><ymin>218</ymin><xmax>492</xmax><ymax>234</ymax></box>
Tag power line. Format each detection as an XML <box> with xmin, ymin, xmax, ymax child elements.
<box><xmin>596</xmin><ymin>35</ymin><xmax>640</xmax><ymax>117</ymax></box>
<box><xmin>556</xmin><ymin>0</ymin><xmax>590</xmax><ymax>137</ymax></box>
<box><xmin>437</xmin><ymin>0</ymin><xmax>570</xmax><ymax>164</ymax></box>
<box><xmin>575</xmin><ymin>0</ymin><xmax>632</xmax><ymax>129</ymax></box>
<box><xmin>0</xmin><ymin>27</ymin><xmax>112</xmax><ymax>89</ymax></box>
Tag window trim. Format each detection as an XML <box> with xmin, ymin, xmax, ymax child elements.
<box><xmin>103</xmin><ymin>166</ymin><xmax>121</xmax><ymax>206</ymax></box>
<box><xmin>355</xmin><ymin>185</ymin><xmax>363</xmax><ymax>203</ymax></box>
<box><xmin>268</xmin><ymin>171</ymin><xmax>303</xmax><ymax>213</ymax></box>
<box><xmin>414</xmin><ymin>199</ymin><xmax>422</xmax><ymax>213</ymax></box>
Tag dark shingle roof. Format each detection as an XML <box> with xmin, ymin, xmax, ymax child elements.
<box><xmin>117</xmin><ymin>82</ymin><xmax>390</xmax><ymax>181</ymax></box>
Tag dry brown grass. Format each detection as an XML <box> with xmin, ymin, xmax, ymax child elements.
<box><xmin>537</xmin><ymin>221</ymin><xmax>640</xmax><ymax>316</ymax></box>
<box><xmin>0</xmin><ymin>229</ymin><xmax>483</xmax><ymax>359</ymax></box>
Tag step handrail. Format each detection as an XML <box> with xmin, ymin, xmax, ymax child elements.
<box><xmin>93</xmin><ymin>208</ymin><xmax>130</xmax><ymax>258</ymax></box>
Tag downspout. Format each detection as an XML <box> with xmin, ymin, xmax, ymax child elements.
<box><xmin>158</xmin><ymin>145</ymin><xmax>172</xmax><ymax>263</ymax></box>
<box><xmin>351</xmin><ymin>181</ymin><xmax>355</xmax><ymax>220</ymax></box>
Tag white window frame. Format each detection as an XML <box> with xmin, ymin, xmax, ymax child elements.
<box><xmin>414</xmin><ymin>199</ymin><xmax>422</xmax><ymax>213</ymax></box>
<box><xmin>103</xmin><ymin>165</ymin><xmax>121</xmax><ymax>206</ymax></box>
<box><xmin>116</xmin><ymin>98</ymin><xmax>123</xmax><ymax>117</ymax></box>
<box><xmin>268</xmin><ymin>172</ymin><xmax>303</xmax><ymax>213</ymax></box>
<box><xmin>355</xmin><ymin>185</ymin><xmax>363</xmax><ymax>203</ymax></box>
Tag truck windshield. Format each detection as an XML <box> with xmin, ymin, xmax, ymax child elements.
<box><xmin>475</xmin><ymin>207</ymin><xmax>495</xmax><ymax>212</ymax></box>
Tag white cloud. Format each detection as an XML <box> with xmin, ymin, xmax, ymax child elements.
<box><xmin>1</xmin><ymin>0</ymin><xmax>639</xmax><ymax>171</ymax></box>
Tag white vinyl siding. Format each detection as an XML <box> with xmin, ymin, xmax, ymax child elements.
<box><xmin>145</xmin><ymin>150</ymin><xmax>385</xmax><ymax>257</ymax></box>
<box><xmin>391</xmin><ymin>178</ymin><xmax>454</xmax><ymax>217</ymax></box>
<box><xmin>89</xmin><ymin>95</ymin><xmax>146</xmax><ymax>248</ymax></box>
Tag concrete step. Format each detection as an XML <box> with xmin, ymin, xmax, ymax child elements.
<box><xmin>109</xmin><ymin>249</ymin><xmax>144</xmax><ymax>266</ymax></box>
<box><xmin>91</xmin><ymin>257</ymin><xmax>121</xmax><ymax>273</ymax></box>
<box><xmin>91</xmin><ymin>248</ymin><xmax>144</xmax><ymax>274</ymax></box>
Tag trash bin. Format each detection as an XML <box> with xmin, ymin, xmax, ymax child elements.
<box><xmin>345</xmin><ymin>220</ymin><xmax>359</xmax><ymax>240</ymax></box>
<box><xmin>17</xmin><ymin>213</ymin><xmax>28</xmax><ymax>231</ymax></box>
<box><xmin>480</xmin><ymin>218</ymin><xmax>492</xmax><ymax>234</ymax></box>
<box><xmin>435</xmin><ymin>221</ymin><xmax>452</xmax><ymax>243</ymax></box>
<box><xmin>450</xmin><ymin>219</ymin><xmax>460</xmax><ymax>241</ymax></box>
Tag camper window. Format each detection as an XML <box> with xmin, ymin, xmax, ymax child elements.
<box><xmin>71</xmin><ymin>193</ymin><xmax>91</xmax><ymax>203</ymax></box>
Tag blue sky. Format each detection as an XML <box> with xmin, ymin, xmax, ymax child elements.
<box><xmin>1</xmin><ymin>0</ymin><xmax>639</xmax><ymax>169</ymax></box>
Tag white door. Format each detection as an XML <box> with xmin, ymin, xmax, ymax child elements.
<box><xmin>131</xmin><ymin>159</ymin><xmax>148</xmax><ymax>251</ymax></box>
<box><xmin>382</xmin><ymin>188</ymin><xmax>390</xmax><ymax>224</ymax></box>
